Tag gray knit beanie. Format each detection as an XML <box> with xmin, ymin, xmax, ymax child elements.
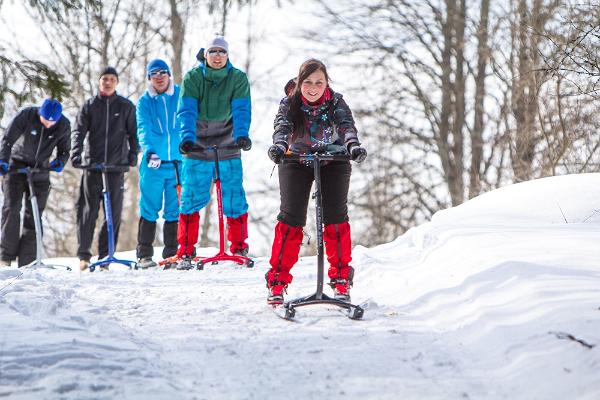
<box><xmin>204</xmin><ymin>34</ymin><xmax>229</xmax><ymax>57</ymax></box>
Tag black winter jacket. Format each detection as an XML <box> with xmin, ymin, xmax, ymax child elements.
<box><xmin>71</xmin><ymin>93</ymin><xmax>137</xmax><ymax>171</ymax></box>
<box><xmin>0</xmin><ymin>107</ymin><xmax>71</xmax><ymax>180</ymax></box>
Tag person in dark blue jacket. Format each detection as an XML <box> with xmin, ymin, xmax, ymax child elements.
<box><xmin>135</xmin><ymin>59</ymin><xmax>182</xmax><ymax>268</ymax></box>
<box><xmin>0</xmin><ymin>99</ymin><xmax>71</xmax><ymax>267</ymax></box>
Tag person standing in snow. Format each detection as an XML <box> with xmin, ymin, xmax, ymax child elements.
<box><xmin>0</xmin><ymin>99</ymin><xmax>71</xmax><ymax>267</ymax></box>
<box><xmin>135</xmin><ymin>59</ymin><xmax>181</xmax><ymax>269</ymax></box>
<box><xmin>71</xmin><ymin>67</ymin><xmax>138</xmax><ymax>271</ymax></box>
<box><xmin>265</xmin><ymin>59</ymin><xmax>367</xmax><ymax>305</ymax></box>
<box><xmin>175</xmin><ymin>34</ymin><xmax>252</xmax><ymax>269</ymax></box>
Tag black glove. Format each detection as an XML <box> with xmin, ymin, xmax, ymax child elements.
<box><xmin>71</xmin><ymin>155</ymin><xmax>82</xmax><ymax>168</ymax></box>
<box><xmin>236</xmin><ymin>136</ymin><xmax>252</xmax><ymax>151</ymax></box>
<box><xmin>128</xmin><ymin>151</ymin><xmax>138</xmax><ymax>167</ymax></box>
<box><xmin>349</xmin><ymin>144</ymin><xmax>367</xmax><ymax>163</ymax></box>
<box><xmin>179</xmin><ymin>140</ymin><xmax>195</xmax><ymax>154</ymax></box>
<box><xmin>268</xmin><ymin>143</ymin><xmax>287</xmax><ymax>164</ymax></box>
<box><xmin>0</xmin><ymin>160</ymin><xmax>8</xmax><ymax>176</ymax></box>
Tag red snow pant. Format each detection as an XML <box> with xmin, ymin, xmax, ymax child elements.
<box><xmin>266</xmin><ymin>221</ymin><xmax>303</xmax><ymax>286</ymax></box>
<box><xmin>324</xmin><ymin>221</ymin><xmax>353</xmax><ymax>283</ymax></box>
<box><xmin>227</xmin><ymin>212</ymin><xmax>249</xmax><ymax>254</ymax></box>
<box><xmin>176</xmin><ymin>212</ymin><xmax>199</xmax><ymax>257</ymax></box>
<box><xmin>177</xmin><ymin>212</ymin><xmax>249</xmax><ymax>257</ymax></box>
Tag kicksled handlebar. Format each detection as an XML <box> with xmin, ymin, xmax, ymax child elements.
<box><xmin>183</xmin><ymin>143</ymin><xmax>243</xmax><ymax>154</ymax></box>
<box><xmin>7</xmin><ymin>166</ymin><xmax>55</xmax><ymax>174</ymax></box>
<box><xmin>76</xmin><ymin>164</ymin><xmax>131</xmax><ymax>172</ymax></box>
<box><xmin>283</xmin><ymin>153</ymin><xmax>352</xmax><ymax>162</ymax></box>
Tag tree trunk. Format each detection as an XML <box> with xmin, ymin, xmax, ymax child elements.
<box><xmin>469</xmin><ymin>0</ymin><xmax>490</xmax><ymax>198</ymax></box>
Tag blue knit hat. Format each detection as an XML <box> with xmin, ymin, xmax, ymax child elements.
<box><xmin>147</xmin><ymin>59</ymin><xmax>170</xmax><ymax>78</ymax></box>
<box><xmin>39</xmin><ymin>99</ymin><xmax>62</xmax><ymax>122</ymax></box>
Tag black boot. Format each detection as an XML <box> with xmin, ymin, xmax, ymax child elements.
<box><xmin>162</xmin><ymin>220</ymin><xmax>178</xmax><ymax>259</ymax></box>
<box><xmin>136</xmin><ymin>217</ymin><xmax>156</xmax><ymax>260</ymax></box>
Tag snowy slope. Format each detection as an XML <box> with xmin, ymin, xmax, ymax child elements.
<box><xmin>1</xmin><ymin>173</ymin><xmax>599</xmax><ymax>400</ymax></box>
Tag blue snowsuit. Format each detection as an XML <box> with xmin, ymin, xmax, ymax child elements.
<box><xmin>137</xmin><ymin>81</ymin><xmax>182</xmax><ymax>222</ymax></box>
<box><xmin>174</xmin><ymin>56</ymin><xmax>251</xmax><ymax>257</ymax></box>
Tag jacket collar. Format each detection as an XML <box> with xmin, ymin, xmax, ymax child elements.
<box><xmin>96</xmin><ymin>92</ymin><xmax>118</xmax><ymax>103</ymax></box>
<box><xmin>199</xmin><ymin>60</ymin><xmax>233</xmax><ymax>78</ymax></box>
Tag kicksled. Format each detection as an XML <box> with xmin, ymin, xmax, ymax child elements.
<box><xmin>272</xmin><ymin>152</ymin><xmax>365</xmax><ymax>321</ymax></box>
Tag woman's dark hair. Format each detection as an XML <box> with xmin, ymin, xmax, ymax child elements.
<box><xmin>289</xmin><ymin>59</ymin><xmax>330</xmax><ymax>134</ymax></box>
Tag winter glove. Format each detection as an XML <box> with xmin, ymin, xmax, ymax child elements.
<box><xmin>268</xmin><ymin>143</ymin><xmax>287</xmax><ymax>164</ymax></box>
<box><xmin>146</xmin><ymin>153</ymin><xmax>161</xmax><ymax>169</ymax></box>
<box><xmin>71</xmin><ymin>155</ymin><xmax>82</xmax><ymax>168</ymax></box>
<box><xmin>128</xmin><ymin>151</ymin><xmax>138</xmax><ymax>167</ymax></box>
<box><xmin>0</xmin><ymin>160</ymin><xmax>8</xmax><ymax>176</ymax></box>
<box><xmin>236</xmin><ymin>136</ymin><xmax>252</xmax><ymax>151</ymax></box>
<box><xmin>179</xmin><ymin>140</ymin><xmax>195</xmax><ymax>154</ymax></box>
<box><xmin>349</xmin><ymin>144</ymin><xmax>367</xmax><ymax>163</ymax></box>
<box><xmin>49</xmin><ymin>159</ymin><xmax>64</xmax><ymax>173</ymax></box>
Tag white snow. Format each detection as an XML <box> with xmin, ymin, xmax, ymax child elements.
<box><xmin>1</xmin><ymin>173</ymin><xmax>599</xmax><ymax>399</ymax></box>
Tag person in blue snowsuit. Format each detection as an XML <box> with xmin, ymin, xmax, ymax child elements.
<box><xmin>135</xmin><ymin>59</ymin><xmax>182</xmax><ymax>268</ymax></box>
<box><xmin>175</xmin><ymin>34</ymin><xmax>252</xmax><ymax>268</ymax></box>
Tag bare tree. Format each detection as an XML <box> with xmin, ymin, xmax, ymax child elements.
<box><xmin>27</xmin><ymin>0</ymin><xmax>157</xmax><ymax>257</ymax></box>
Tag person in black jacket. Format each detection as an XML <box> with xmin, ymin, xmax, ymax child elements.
<box><xmin>0</xmin><ymin>99</ymin><xmax>71</xmax><ymax>267</ymax></box>
<box><xmin>71</xmin><ymin>66</ymin><xmax>138</xmax><ymax>271</ymax></box>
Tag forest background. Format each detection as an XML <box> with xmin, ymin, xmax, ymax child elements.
<box><xmin>0</xmin><ymin>0</ymin><xmax>598</xmax><ymax>257</ymax></box>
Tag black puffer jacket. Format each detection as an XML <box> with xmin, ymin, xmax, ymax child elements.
<box><xmin>71</xmin><ymin>93</ymin><xmax>137</xmax><ymax>171</ymax></box>
<box><xmin>0</xmin><ymin>107</ymin><xmax>71</xmax><ymax>179</ymax></box>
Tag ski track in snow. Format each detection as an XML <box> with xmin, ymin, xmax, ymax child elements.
<box><xmin>2</xmin><ymin>174</ymin><xmax>600</xmax><ymax>399</ymax></box>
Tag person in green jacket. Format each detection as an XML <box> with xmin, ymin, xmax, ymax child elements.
<box><xmin>175</xmin><ymin>34</ymin><xmax>252</xmax><ymax>269</ymax></box>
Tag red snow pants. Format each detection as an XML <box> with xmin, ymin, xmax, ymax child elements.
<box><xmin>266</xmin><ymin>221</ymin><xmax>304</xmax><ymax>286</ymax></box>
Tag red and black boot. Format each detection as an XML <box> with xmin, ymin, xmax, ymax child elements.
<box><xmin>324</xmin><ymin>221</ymin><xmax>354</xmax><ymax>301</ymax></box>
<box><xmin>176</xmin><ymin>212</ymin><xmax>199</xmax><ymax>270</ymax></box>
<box><xmin>227</xmin><ymin>212</ymin><xmax>249</xmax><ymax>256</ymax></box>
<box><xmin>265</xmin><ymin>221</ymin><xmax>303</xmax><ymax>305</ymax></box>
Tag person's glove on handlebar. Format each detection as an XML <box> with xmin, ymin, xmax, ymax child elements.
<box><xmin>49</xmin><ymin>159</ymin><xmax>65</xmax><ymax>172</ymax></box>
<box><xmin>147</xmin><ymin>153</ymin><xmax>161</xmax><ymax>169</ymax></box>
<box><xmin>349</xmin><ymin>144</ymin><xmax>367</xmax><ymax>163</ymax></box>
<box><xmin>128</xmin><ymin>151</ymin><xmax>138</xmax><ymax>167</ymax></box>
<box><xmin>0</xmin><ymin>160</ymin><xmax>8</xmax><ymax>176</ymax></box>
<box><xmin>268</xmin><ymin>143</ymin><xmax>287</xmax><ymax>164</ymax></box>
<box><xmin>179</xmin><ymin>140</ymin><xmax>195</xmax><ymax>154</ymax></box>
<box><xmin>71</xmin><ymin>155</ymin><xmax>82</xmax><ymax>168</ymax></box>
<box><xmin>236</xmin><ymin>136</ymin><xmax>252</xmax><ymax>151</ymax></box>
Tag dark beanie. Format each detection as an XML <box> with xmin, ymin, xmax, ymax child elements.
<box><xmin>100</xmin><ymin>66</ymin><xmax>119</xmax><ymax>80</ymax></box>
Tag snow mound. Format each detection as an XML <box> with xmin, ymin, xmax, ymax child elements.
<box><xmin>432</xmin><ymin>173</ymin><xmax>600</xmax><ymax>225</ymax></box>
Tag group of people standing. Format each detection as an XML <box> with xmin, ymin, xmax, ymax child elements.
<box><xmin>0</xmin><ymin>35</ymin><xmax>367</xmax><ymax>304</ymax></box>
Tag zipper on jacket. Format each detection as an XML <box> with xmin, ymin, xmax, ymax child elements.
<box><xmin>33</xmin><ymin>126</ymin><xmax>45</xmax><ymax>169</ymax></box>
<box><xmin>162</xmin><ymin>96</ymin><xmax>171</xmax><ymax>161</ymax></box>
<box><xmin>105</xmin><ymin>98</ymin><xmax>110</xmax><ymax>164</ymax></box>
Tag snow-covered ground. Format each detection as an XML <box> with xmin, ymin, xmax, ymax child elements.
<box><xmin>1</xmin><ymin>173</ymin><xmax>599</xmax><ymax>400</ymax></box>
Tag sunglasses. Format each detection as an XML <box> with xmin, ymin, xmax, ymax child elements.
<box><xmin>149</xmin><ymin>70</ymin><xmax>169</xmax><ymax>77</ymax></box>
<box><xmin>207</xmin><ymin>49</ymin><xmax>228</xmax><ymax>57</ymax></box>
